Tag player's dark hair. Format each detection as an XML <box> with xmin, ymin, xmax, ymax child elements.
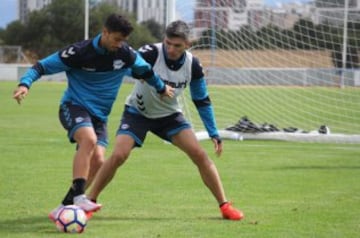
<box><xmin>105</xmin><ymin>14</ymin><xmax>133</xmax><ymax>36</ymax></box>
<box><xmin>165</xmin><ymin>20</ymin><xmax>190</xmax><ymax>41</ymax></box>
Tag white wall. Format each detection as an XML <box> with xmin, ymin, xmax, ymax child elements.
<box><xmin>0</xmin><ymin>64</ymin><xmax>66</xmax><ymax>81</ymax></box>
<box><xmin>0</xmin><ymin>64</ymin><xmax>29</xmax><ymax>81</ymax></box>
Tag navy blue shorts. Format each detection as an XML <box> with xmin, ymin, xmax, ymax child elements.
<box><xmin>59</xmin><ymin>102</ymin><xmax>108</xmax><ymax>147</ymax></box>
<box><xmin>117</xmin><ymin>106</ymin><xmax>191</xmax><ymax>147</ymax></box>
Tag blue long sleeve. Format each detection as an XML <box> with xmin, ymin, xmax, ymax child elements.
<box><xmin>190</xmin><ymin>78</ymin><xmax>219</xmax><ymax>137</ymax></box>
<box><xmin>19</xmin><ymin>52</ymin><xmax>70</xmax><ymax>88</ymax></box>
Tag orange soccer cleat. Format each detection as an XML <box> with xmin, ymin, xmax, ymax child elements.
<box><xmin>220</xmin><ymin>202</ymin><xmax>244</xmax><ymax>221</ymax></box>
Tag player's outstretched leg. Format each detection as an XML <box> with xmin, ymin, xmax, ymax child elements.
<box><xmin>171</xmin><ymin>129</ymin><xmax>245</xmax><ymax>221</ymax></box>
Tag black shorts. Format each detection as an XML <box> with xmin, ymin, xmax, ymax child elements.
<box><xmin>59</xmin><ymin>102</ymin><xmax>108</xmax><ymax>147</ymax></box>
<box><xmin>117</xmin><ymin>106</ymin><xmax>191</xmax><ymax>147</ymax></box>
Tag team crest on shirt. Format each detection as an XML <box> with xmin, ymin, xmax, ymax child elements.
<box><xmin>121</xmin><ymin>124</ymin><xmax>129</xmax><ymax>130</ymax></box>
<box><xmin>113</xmin><ymin>60</ymin><xmax>125</xmax><ymax>69</ymax></box>
<box><xmin>75</xmin><ymin>117</ymin><xmax>84</xmax><ymax>123</ymax></box>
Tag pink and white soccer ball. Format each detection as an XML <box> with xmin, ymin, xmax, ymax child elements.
<box><xmin>55</xmin><ymin>205</ymin><xmax>87</xmax><ymax>233</ymax></box>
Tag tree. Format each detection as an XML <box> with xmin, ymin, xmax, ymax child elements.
<box><xmin>1</xmin><ymin>0</ymin><xmax>157</xmax><ymax>59</ymax></box>
<box><xmin>0</xmin><ymin>28</ymin><xmax>5</xmax><ymax>45</ymax></box>
<box><xmin>90</xmin><ymin>2</ymin><xmax>156</xmax><ymax>49</ymax></box>
<box><xmin>293</xmin><ymin>19</ymin><xmax>317</xmax><ymax>50</ymax></box>
<box><xmin>331</xmin><ymin>45</ymin><xmax>359</xmax><ymax>69</ymax></box>
<box><xmin>89</xmin><ymin>2</ymin><xmax>125</xmax><ymax>37</ymax></box>
<box><xmin>3</xmin><ymin>0</ymin><xmax>84</xmax><ymax>58</ymax></box>
<box><xmin>46</xmin><ymin>0</ymin><xmax>85</xmax><ymax>44</ymax></box>
<box><xmin>1</xmin><ymin>21</ymin><xmax>25</xmax><ymax>46</ymax></box>
<box><xmin>141</xmin><ymin>19</ymin><xmax>164</xmax><ymax>41</ymax></box>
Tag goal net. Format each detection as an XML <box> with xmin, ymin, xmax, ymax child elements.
<box><xmin>175</xmin><ymin>0</ymin><xmax>360</xmax><ymax>143</ymax></box>
<box><xmin>0</xmin><ymin>46</ymin><xmax>28</xmax><ymax>63</ymax></box>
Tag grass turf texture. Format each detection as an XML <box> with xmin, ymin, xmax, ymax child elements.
<box><xmin>0</xmin><ymin>81</ymin><xmax>359</xmax><ymax>237</ymax></box>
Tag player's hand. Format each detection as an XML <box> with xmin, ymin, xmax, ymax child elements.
<box><xmin>13</xmin><ymin>86</ymin><xmax>29</xmax><ymax>105</ymax></box>
<box><xmin>211</xmin><ymin>136</ymin><xmax>223</xmax><ymax>157</ymax></box>
<box><xmin>160</xmin><ymin>85</ymin><xmax>175</xmax><ymax>99</ymax></box>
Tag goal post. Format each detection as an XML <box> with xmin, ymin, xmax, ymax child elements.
<box><xmin>174</xmin><ymin>0</ymin><xmax>360</xmax><ymax>143</ymax></box>
<box><xmin>0</xmin><ymin>46</ymin><xmax>28</xmax><ymax>63</ymax></box>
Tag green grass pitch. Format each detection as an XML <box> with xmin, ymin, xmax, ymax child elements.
<box><xmin>0</xmin><ymin>81</ymin><xmax>359</xmax><ymax>237</ymax></box>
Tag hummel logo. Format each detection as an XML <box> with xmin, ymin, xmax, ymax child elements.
<box><xmin>136</xmin><ymin>93</ymin><xmax>145</xmax><ymax>111</ymax></box>
<box><xmin>61</xmin><ymin>47</ymin><xmax>76</xmax><ymax>58</ymax></box>
<box><xmin>138</xmin><ymin>45</ymin><xmax>152</xmax><ymax>53</ymax></box>
<box><xmin>113</xmin><ymin>60</ymin><xmax>125</xmax><ymax>69</ymax></box>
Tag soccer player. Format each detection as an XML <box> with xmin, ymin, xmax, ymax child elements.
<box><xmin>12</xmin><ymin>14</ymin><xmax>174</xmax><ymax>221</ymax></box>
<box><xmin>87</xmin><ymin>20</ymin><xmax>244</xmax><ymax>220</ymax></box>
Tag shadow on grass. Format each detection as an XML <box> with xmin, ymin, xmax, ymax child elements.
<box><xmin>0</xmin><ymin>215</ymin><xmax>59</xmax><ymax>235</ymax></box>
<box><xmin>91</xmin><ymin>215</ymin><xmax>249</xmax><ymax>226</ymax></box>
<box><xmin>92</xmin><ymin>215</ymin><xmax>223</xmax><ymax>222</ymax></box>
<box><xmin>0</xmin><ymin>214</ymin><xmax>234</xmax><ymax>236</ymax></box>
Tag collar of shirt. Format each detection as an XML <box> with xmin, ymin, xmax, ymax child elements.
<box><xmin>93</xmin><ymin>34</ymin><xmax>107</xmax><ymax>55</ymax></box>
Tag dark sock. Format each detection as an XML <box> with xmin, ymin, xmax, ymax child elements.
<box><xmin>61</xmin><ymin>178</ymin><xmax>86</xmax><ymax>205</ymax></box>
<box><xmin>61</xmin><ymin>187</ymin><xmax>75</xmax><ymax>205</ymax></box>
<box><xmin>219</xmin><ymin>201</ymin><xmax>229</xmax><ymax>208</ymax></box>
<box><xmin>72</xmin><ymin>178</ymin><xmax>86</xmax><ymax>197</ymax></box>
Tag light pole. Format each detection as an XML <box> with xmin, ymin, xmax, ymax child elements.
<box><xmin>84</xmin><ymin>0</ymin><xmax>89</xmax><ymax>40</ymax></box>
<box><xmin>340</xmin><ymin>0</ymin><xmax>349</xmax><ymax>88</ymax></box>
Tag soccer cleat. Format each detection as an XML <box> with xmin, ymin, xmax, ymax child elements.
<box><xmin>74</xmin><ymin>194</ymin><xmax>102</xmax><ymax>213</ymax></box>
<box><xmin>220</xmin><ymin>202</ymin><xmax>244</xmax><ymax>221</ymax></box>
<box><xmin>48</xmin><ymin>204</ymin><xmax>65</xmax><ymax>223</ymax></box>
<box><xmin>85</xmin><ymin>211</ymin><xmax>94</xmax><ymax>220</ymax></box>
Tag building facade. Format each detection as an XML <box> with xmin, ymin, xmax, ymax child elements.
<box><xmin>18</xmin><ymin>0</ymin><xmax>170</xmax><ymax>26</ymax></box>
<box><xmin>265</xmin><ymin>2</ymin><xmax>312</xmax><ymax>29</ymax></box>
<box><xmin>193</xmin><ymin>0</ymin><xmax>265</xmax><ymax>37</ymax></box>
<box><xmin>313</xmin><ymin>0</ymin><xmax>360</xmax><ymax>25</ymax></box>
<box><xmin>18</xmin><ymin>0</ymin><xmax>52</xmax><ymax>23</ymax></box>
<box><xmin>105</xmin><ymin>0</ymin><xmax>170</xmax><ymax>25</ymax></box>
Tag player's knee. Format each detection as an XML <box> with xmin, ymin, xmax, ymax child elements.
<box><xmin>200</xmin><ymin>155</ymin><xmax>214</xmax><ymax>167</ymax></box>
<box><xmin>191</xmin><ymin>147</ymin><xmax>207</xmax><ymax>159</ymax></box>
<box><xmin>78</xmin><ymin>135</ymin><xmax>97</xmax><ymax>151</ymax></box>
<box><xmin>110</xmin><ymin>150</ymin><xmax>130</xmax><ymax>167</ymax></box>
<box><xmin>92</xmin><ymin>152</ymin><xmax>105</xmax><ymax>169</ymax></box>
<box><xmin>189</xmin><ymin>148</ymin><xmax>209</xmax><ymax>165</ymax></box>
